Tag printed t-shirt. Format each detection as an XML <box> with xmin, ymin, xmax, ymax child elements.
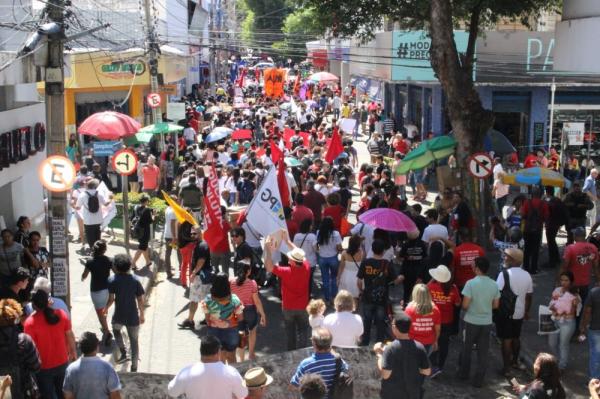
<box><xmin>404</xmin><ymin>303</ymin><xmax>441</xmax><ymax>345</ymax></box>
<box><xmin>564</xmin><ymin>241</ymin><xmax>599</xmax><ymax>287</ymax></box>
<box><xmin>427</xmin><ymin>281</ymin><xmax>461</xmax><ymax>324</ymax></box>
<box><xmin>272</xmin><ymin>261</ymin><xmax>311</xmax><ymax>310</ymax></box>
<box><xmin>24</xmin><ymin>309</ymin><xmax>71</xmax><ymax>369</ymax></box>
<box><xmin>452</xmin><ymin>242</ymin><xmax>485</xmax><ymax>288</ymax></box>
<box><xmin>204</xmin><ymin>294</ymin><xmax>244</xmax><ymax>328</ymax></box>
<box><xmin>357</xmin><ymin>258</ymin><xmax>397</xmax><ymax>305</ymax></box>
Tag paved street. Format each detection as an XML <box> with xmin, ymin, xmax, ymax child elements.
<box><xmin>58</xmin><ymin>130</ymin><xmax>588</xmax><ymax>398</ymax></box>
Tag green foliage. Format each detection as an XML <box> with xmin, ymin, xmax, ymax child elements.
<box><xmin>298</xmin><ymin>0</ymin><xmax>561</xmax><ymax>42</ymax></box>
<box><xmin>113</xmin><ymin>192</ymin><xmax>168</xmax><ymax>226</ymax></box>
<box><xmin>238</xmin><ymin>0</ymin><xmax>256</xmax><ymax>46</ymax></box>
<box><xmin>241</xmin><ymin>0</ymin><xmax>290</xmax><ymax>48</ymax></box>
<box><xmin>271</xmin><ymin>7</ymin><xmax>325</xmax><ymax>59</ymax></box>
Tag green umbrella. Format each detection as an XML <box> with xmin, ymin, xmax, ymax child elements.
<box><xmin>396</xmin><ymin>135</ymin><xmax>456</xmax><ymax>175</ymax></box>
<box><xmin>285</xmin><ymin>157</ymin><xmax>302</xmax><ymax>167</ymax></box>
<box><xmin>127</xmin><ymin>122</ymin><xmax>185</xmax><ymax>144</ymax></box>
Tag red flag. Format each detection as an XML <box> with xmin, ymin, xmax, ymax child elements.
<box><xmin>202</xmin><ymin>165</ymin><xmax>226</xmax><ymax>251</ymax></box>
<box><xmin>237</xmin><ymin>68</ymin><xmax>247</xmax><ymax>88</ymax></box>
<box><xmin>293</xmin><ymin>74</ymin><xmax>301</xmax><ymax>96</ymax></box>
<box><xmin>325</xmin><ymin>127</ymin><xmax>344</xmax><ymax>164</ymax></box>
<box><xmin>270</xmin><ymin>139</ymin><xmax>283</xmax><ymax>164</ymax></box>
<box><xmin>277</xmin><ymin>160</ymin><xmax>291</xmax><ymax>208</ymax></box>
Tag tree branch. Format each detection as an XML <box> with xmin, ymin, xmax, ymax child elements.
<box><xmin>463</xmin><ymin>2</ymin><xmax>481</xmax><ymax>74</ymax></box>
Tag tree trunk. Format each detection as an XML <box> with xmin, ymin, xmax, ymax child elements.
<box><xmin>428</xmin><ymin>0</ymin><xmax>495</xmax><ymax>241</ymax></box>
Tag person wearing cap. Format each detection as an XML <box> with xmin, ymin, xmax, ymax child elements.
<box><xmin>168</xmin><ymin>335</ymin><xmax>248</xmax><ymax>399</ymax></box>
<box><xmin>427</xmin><ymin>265</ymin><xmax>460</xmax><ymax>377</ymax></box>
<box><xmin>264</xmin><ymin>235</ymin><xmax>311</xmax><ymax>351</ymax></box>
<box><xmin>495</xmin><ymin>248</ymin><xmax>533</xmax><ymax>376</ymax></box>
<box><xmin>243</xmin><ymin>367</ymin><xmax>272</xmax><ymax>399</ymax></box>
<box><xmin>63</xmin><ymin>331</ymin><xmax>122</xmax><ymax>399</ymax></box>
<box><xmin>560</xmin><ymin>226</ymin><xmax>600</xmax><ymax>319</ymax></box>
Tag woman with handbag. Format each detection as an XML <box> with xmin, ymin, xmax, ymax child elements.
<box><xmin>230</xmin><ymin>262</ymin><xmax>266</xmax><ymax>362</ymax></box>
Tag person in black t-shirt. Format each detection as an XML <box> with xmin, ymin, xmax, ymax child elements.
<box><xmin>82</xmin><ymin>239</ymin><xmax>113</xmax><ymax>344</ymax></box>
<box><xmin>132</xmin><ymin>195</ymin><xmax>155</xmax><ymax>270</ymax></box>
<box><xmin>399</xmin><ymin>230</ymin><xmax>428</xmax><ymax>303</ymax></box>
<box><xmin>374</xmin><ymin>312</ymin><xmax>431</xmax><ymax>399</ymax></box>
<box><xmin>357</xmin><ymin>239</ymin><xmax>403</xmax><ymax>346</ymax></box>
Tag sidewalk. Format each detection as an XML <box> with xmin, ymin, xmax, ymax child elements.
<box><xmin>67</xmin><ymin>224</ymin><xmax>162</xmax><ymax>364</ymax></box>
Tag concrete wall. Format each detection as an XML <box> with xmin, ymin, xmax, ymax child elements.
<box><xmin>119</xmin><ymin>347</ymin><xmax>380</xmax><ymax>399</ymax></box>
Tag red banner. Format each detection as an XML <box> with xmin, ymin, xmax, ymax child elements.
<box><xmin>203</xmin><ymin>164</ymin><xmax>226</xmax><ymax>252</ymax></box>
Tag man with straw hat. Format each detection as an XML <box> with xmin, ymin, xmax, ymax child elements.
<box><xmin>243</xmin><ymin>367</ymin><xmax>273</xmax><ymax>399</ymax></box>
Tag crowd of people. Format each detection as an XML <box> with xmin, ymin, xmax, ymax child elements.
<box><xmin>4</xmin><ymin>76</ymin><xmax>600</xmax><ymax>399</ymax></box>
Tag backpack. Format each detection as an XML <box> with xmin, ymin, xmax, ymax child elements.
<box><xmin>332</xmin><ymin>354</ymin><xmax>353</xmax><ymax>399</ymax></box>
<box><xmin>524</xmin><ymin>200</ymin><xmax>542</xmax><ymax>232</ymax></box>
<box><xmin>496</xmin><ymin>269</ymin><xmax>518</xmax><ymax>320</ymax></box>
<box><xmin>86</xmin><ymin>191</ymin><xmax>100</xmax><ymax>213</ymax></box>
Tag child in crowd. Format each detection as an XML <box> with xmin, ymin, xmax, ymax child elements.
<box><xmin>307</xmin><ymin>299</ymin><xmax>326</xmax><ymax>334</ymax></box>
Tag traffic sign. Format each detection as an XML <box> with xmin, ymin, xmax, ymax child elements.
<box><xmin>38</xmin><ymin>155</ymin><xmax>76</xmax><ymax>192</ymax></box>
<box><xmin>467</xmin><ymin>152</ymin><xmax>493</xmax><ymax>179</ymax></box>
<box><xmin>146</xmin><ymin>92</ymin><xmax>161</xmax><ymax>108</ymax></box>
<box><xmin>112</xmin><ymin>149</ymin><xmax>138</xmax><ymax>176</ymax></box>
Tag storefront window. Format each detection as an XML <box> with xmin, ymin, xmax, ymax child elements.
<box><xmin>549</xmin><ymin>109</ymin><xmax>600</xmax><ymax>161</ymax></box>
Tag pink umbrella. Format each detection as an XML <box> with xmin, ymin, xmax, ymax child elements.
<box><xmin>308</xmin><ymin>71</ymin><xmax>339</xmax><ymax>83</ymax></box>
<box><xmin>78</xmin><ymin>111</ymin><xmax>141</xmax><ymax>140</ymax></box>
<box><xmin>358</xmin><ymin>208</ymin><xmax>417</xmax><ymax>232</ymax></box>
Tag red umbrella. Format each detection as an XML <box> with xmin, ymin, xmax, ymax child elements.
<box><xmin>232</xmin><ymin>129</ymin><xmax>253</xmax><ymax>140</ymax></box>
<box><xmin>78</xmin><ymin>111</ymin><xmax>141</xmax><ymax>140</ymax></box>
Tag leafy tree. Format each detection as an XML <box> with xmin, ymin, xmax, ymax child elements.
<box><xmin>298</xmin><ymin>0</ymin><xmax>560</xmax><ymax>224</ymax></box>
<box><xmin>241</xmin><ymin>0</ymin><xmax>290</xmax><ymax>48</ymax></box>
<box><xmin>272</xmin><ymin>7</ymin><xmax>325</xmax><ymax>59</ymax></box>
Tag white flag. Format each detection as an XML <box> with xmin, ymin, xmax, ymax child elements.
<box><xmin>246</xmin><ymin>167</ymin><xmax>288</xmax><ymax>239</ymax></box>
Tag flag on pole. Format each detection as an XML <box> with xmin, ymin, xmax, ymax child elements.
<box><xmin>325</xmin><ymin>126</ymin><xmax>344</xmax><ymax>164</ymax></box>
<box><xmin>270</xmin><ymin>139</ymin><xmax>283</xmax><ymax>164</ymax></box>
<box><xmin>245</xmin><ymin>166</ymin><xmax>288</xmax><ymax>239</ymax></box>
<box><xmin>162</xmin><ymin>190</ymin><xmax>198</xmax><ymax>226</ymax></box>
<box><xmin>277</xmin><ymin>160</ymin><xmax>291</xmax><ymax>208</ymax></box>
<box><xmin>202</xmin><ymin>164</ymin><xmax>227</xmax><ymax>251</ymax></box>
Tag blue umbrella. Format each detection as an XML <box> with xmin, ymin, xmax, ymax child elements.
<box><xmin>204</xmin><ymin>127</ymin><xmax>233</xmax><ymax>143</ymax></box>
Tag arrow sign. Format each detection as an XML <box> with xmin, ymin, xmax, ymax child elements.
<box><xmin>467</xmin><ymin>152</ymin><xmax>493</xmax><ymax>179</ymax></box>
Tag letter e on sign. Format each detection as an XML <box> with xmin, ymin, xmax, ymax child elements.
<box><xmin>146</xmin><ymin>92</ymin><xmax>162</xmax><ymax>109</ymax></box>
<box><xmin>38</xmin><ymin>155</ymin><xmax>76</xmax><ymax>192</ymax></box>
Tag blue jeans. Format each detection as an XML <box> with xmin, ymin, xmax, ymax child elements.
<box><xmin>37</xmin><ymin>363</ymin><xmax>67</xmax><ymax>399</ymax></box>
<box><xmin>589</xmin><ymin>329</ymin><xmax>600</xmax><ymax>378</ymax></box>
<box><xmin>318</xmin><ymin>255</ymin><xmax>339</xmax><ymax>302</ymax></box>
<box><xmin>548</xmin><ymin>318</ymin><xmax>576</xmax><ymax>369</ymax></box>
<box><xmin>360</xmin><ymin>301</ymin><xmax>388</xmax><ymax>345</ymax></box>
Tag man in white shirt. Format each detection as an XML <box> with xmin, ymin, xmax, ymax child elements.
<box><xmin>164</xmin><ymin>199</ymin><xmax>178</xmax><ymax>278</ymax></box>
<box><xmin>74</xmin><ymin>178</ymin><xmax>112</xmax><ymax>250</ymax></box>
<box><xmin>331</xmin><ymin>94</ymin><xmax>342</xmax><ymax>120</ymax></box>
<box><xmin>495</xmin><ymin>248</ymin><xmax>533</xmax><ymax>375</ymax></box>
<box><xmin>323</xmin><ymin>290</ymin><xmax>363</xmax><ymax>348</ymax></box>
<box><xmin>168</xmin><ymin>335</ymin><xmax>248</xmax><ymax>399</ymax></box>
<box><xmin>421</xmin><ymin>209</ymin><xmax>449</xmax><ymax>243</ymax></box>
<box><xmin>493</xmin><ymin>157</ymin><xmax>504</xmax><ymax>180</ymax></box>
<box><xmin>350</xmin><ymin>221</ymin><xmax>375</xmax><ymax>256</ymax></box>
<box><xmin>183</xmin><ymin>125</ymin><xmax>196</xmax><ymax>145</ymax></box>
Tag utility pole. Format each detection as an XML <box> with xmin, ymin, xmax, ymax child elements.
<box><xmin>209</xmin><ymin>0</ymin><xmax>216</xmax><ymax>95</ymax></box>
<box><xmin>142</xmin><ymin>0</ymin><xmax>162</xmax><ymax>127</ymax></box>
<box><xmin>45</xmin><ymin>0</ymin><xmax>70</xmax><ymax>307</ymax></box>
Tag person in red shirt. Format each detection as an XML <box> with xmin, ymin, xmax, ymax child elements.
<box><xmin>521</xmin><ymin>186</ymin><xmax>550</xmax><ymax>274</ymax></box>
<box><xmin>450</xmin><ymin>229</ymin><xmax>485</xmax><ymax>290</ymax></box>
<box><xmin>24</xmin><ymin>290</ymin><xmax>77</xmax><ymax>399</ymax></box>
<box><xmin>302</xmin><ymin>181</ymin><xmax>326</xmax><ymax>226</ymax></box>
<box><xmin>285</xmin><ymin>207</ymin><xmax>299</xmax><ymax>240</ymax></box>
<box><xmin>264</xmin><ymin>236</ymin><xmax>311</xmax><ymax>351</ymax></box>
<box><xmin>560</xmin><ymin>226</ymin><xmax>599</xmax><ymax>306</ymax></box>
<box><xmin>291</xmin><ymin>193</ymin><xmax>314</xmax><ymax>226</ymax></box>
<box><xmin>211</xmin><ymin>206</ymin><xmax>232</xmax><ymax>276</ymax></box>
<box><xmin>322</xmin><ymin>192</ymin><xmax>345</xmax><ymax>232</ymax></box>
<box><xmin>404</xmin><ymin>284</ymin><xmax>441</xmax><ymax>351</ymax></box>
<box><xmin>142</xmin><ymin>155</ymin><xmax>161</xmax><ymax>195</ymax></box>
<box><xmin>523</xmin><ymin>152</ymin><xmax>538</xmax><ymax>168</ymax></box>
<box><xmin>427</xmin><ymin>265</ymin><xmax>461</xmax><ymax>375</ymax></box>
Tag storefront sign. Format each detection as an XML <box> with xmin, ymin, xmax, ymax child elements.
<box><xmin>475</xmin><ymin>31</ymin><xmax>555</xmax><ymax>83</ymax></box>
<box><xmin>392</xmin><ymin>30</ymin><xmax>469</xmax><ymax>81</ymax></box>
<box><xmin>564</xmin><ymin>122</ymin><xmax>585</xmax><ymax>145</ymax></box>
<box><xmin>92</xmin><ymin>140</ymin><xmax>120</xmax><ymax>156</ymax></box>
<box><xmin>167</xmin><ymin>102</ymin><xmax>186</xmax><ymax>121</ymax></box>
<box><xmin>99</xmin><ymin>62</ymin><xmax>146</xmax><ymax>79</ymax></box>
<box><xmin>533</xmin><ymin>122</ymin><xmax>545</xmax><ymax>146</ymax></box>
<box><xmin>160</xmin><ymin>84</ymin><xmax>178</xmax><ymax>95</ymax></box>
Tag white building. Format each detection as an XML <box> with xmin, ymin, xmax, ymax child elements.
<box><xmin>0</xmin><ymin>0</ymin><xmax>46</xmax><ymax>232</ymax></box>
